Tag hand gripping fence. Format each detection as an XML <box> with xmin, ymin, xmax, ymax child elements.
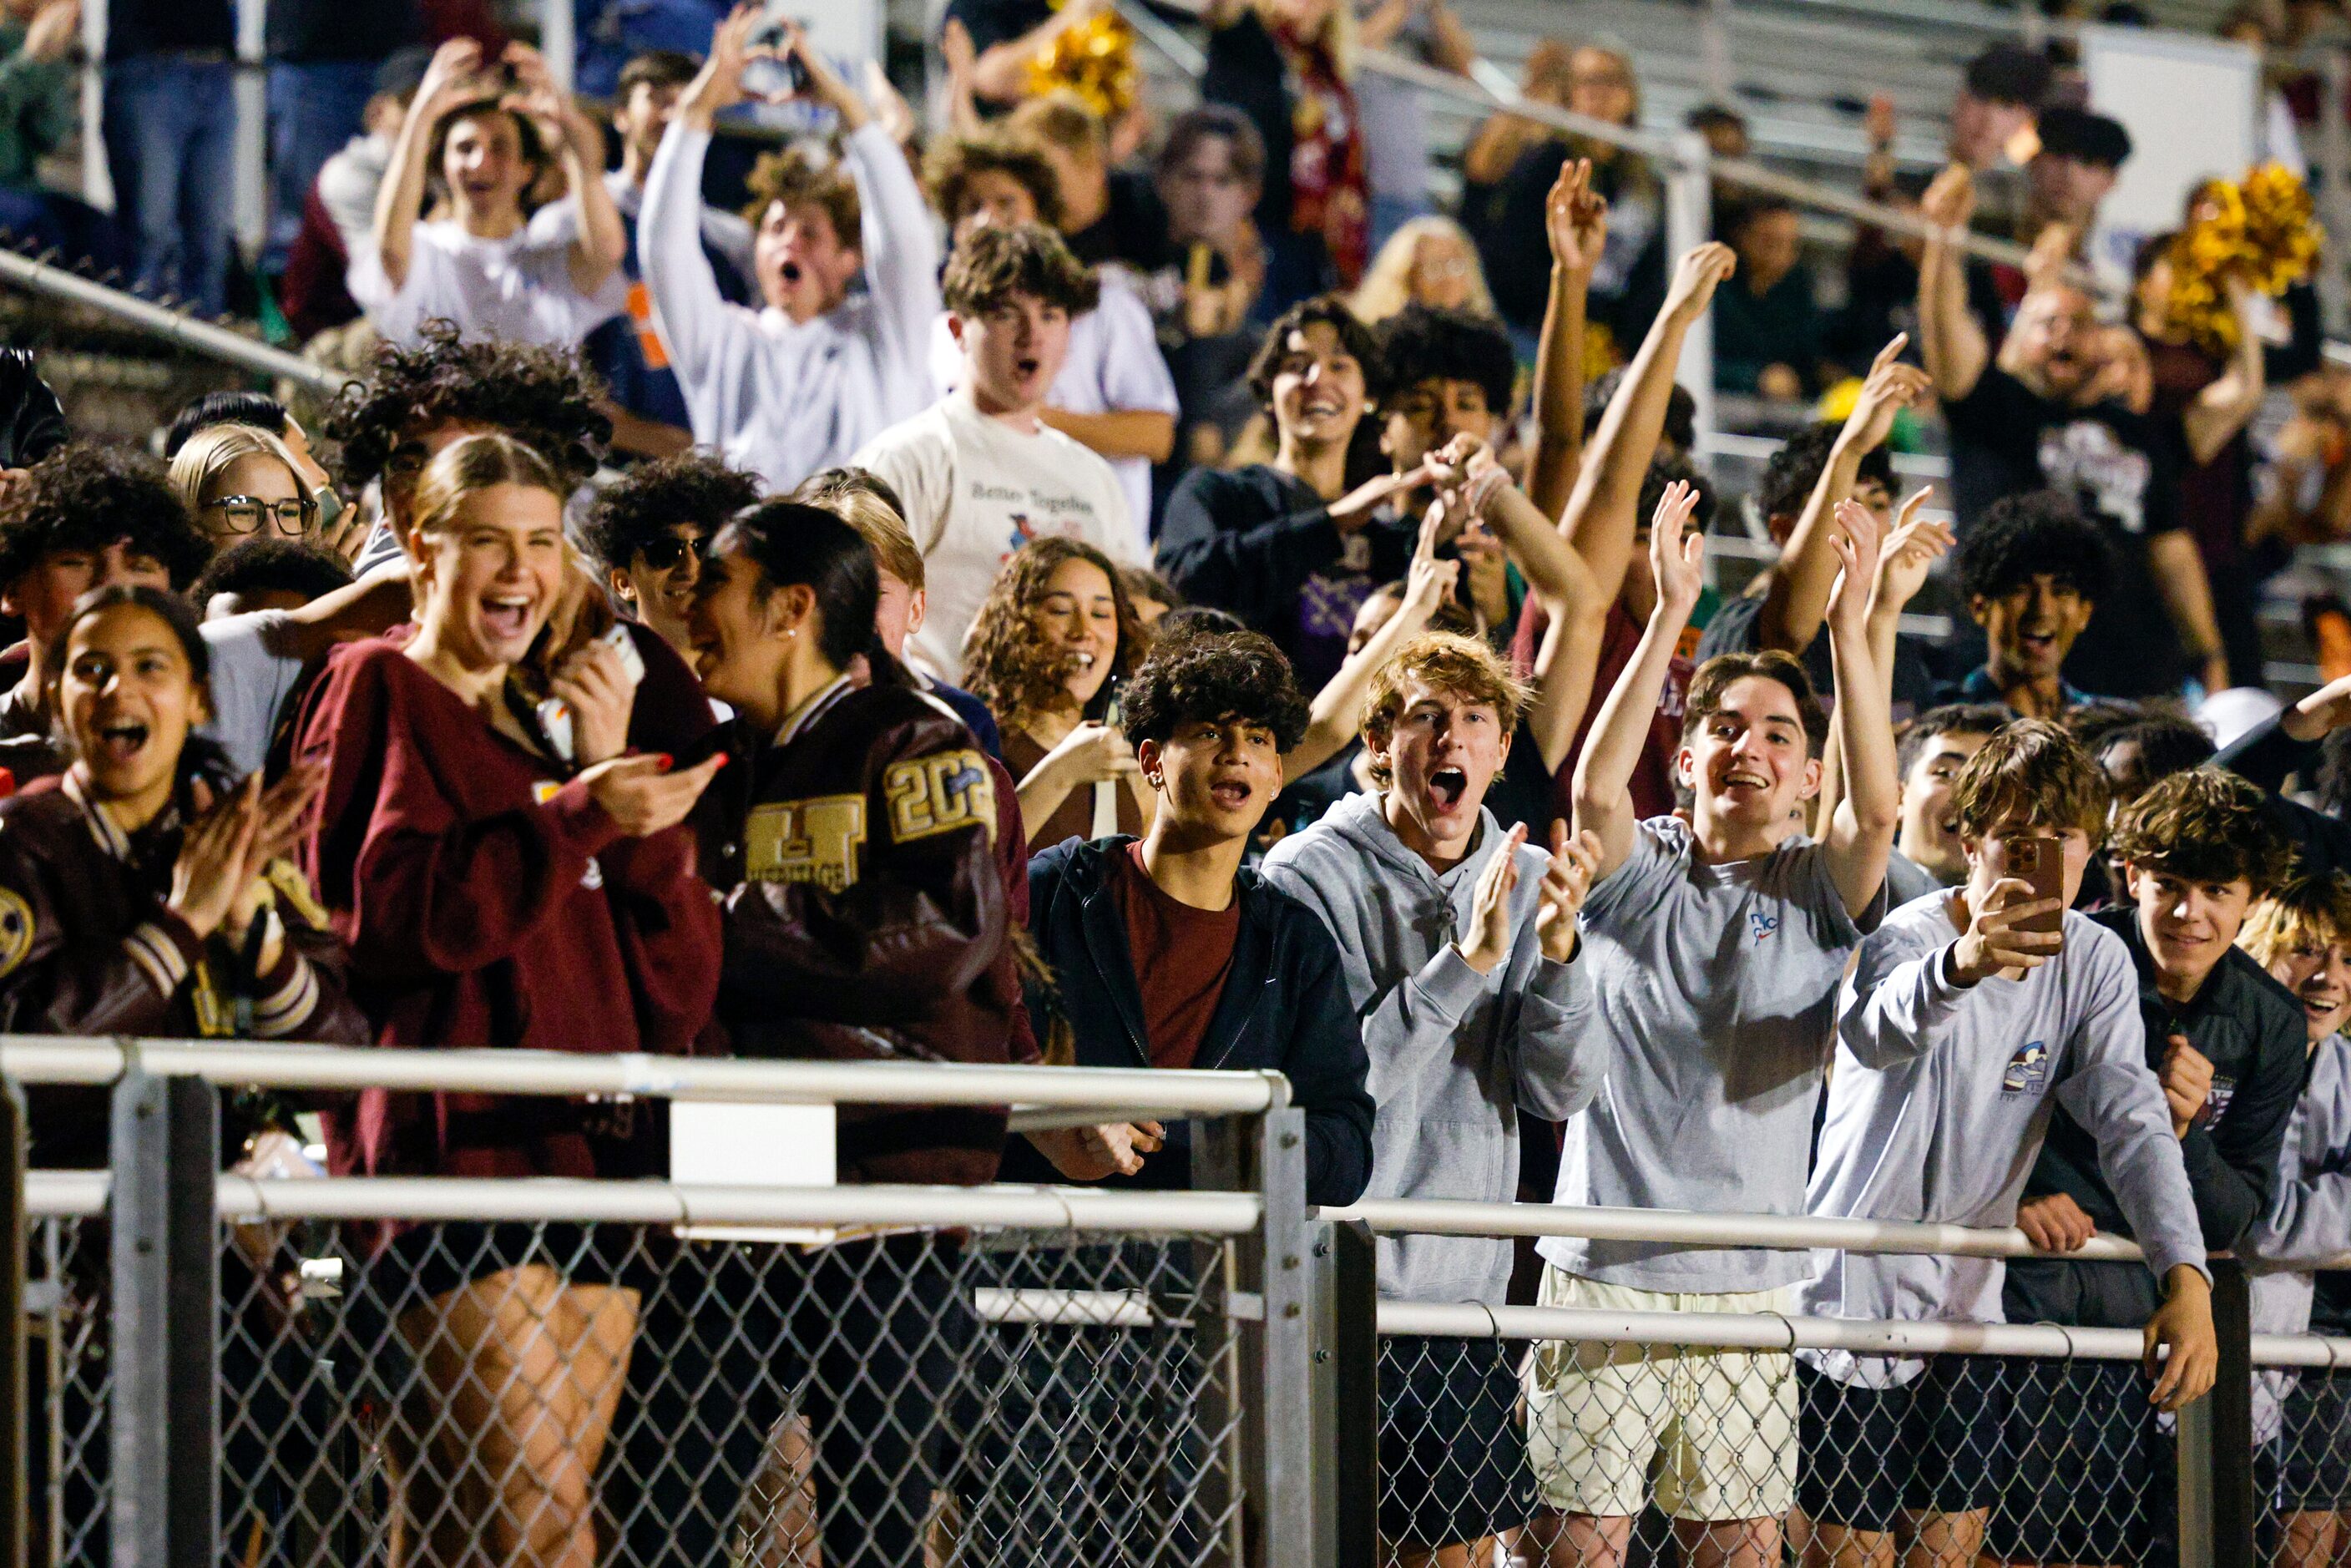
<box><xmin>3</xmin><ymin>1035</ymin><xmax>2341</xmax><ymax>1568</ymax></box>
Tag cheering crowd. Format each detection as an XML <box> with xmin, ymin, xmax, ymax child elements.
<box><xmin>14</xmin><ymin>0</ymin><xmax>2351</xmax><ymax>1565</ymax></box>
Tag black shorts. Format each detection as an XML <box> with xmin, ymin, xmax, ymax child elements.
<box><xmin>1796</xmin><ymin>1355</ymin><xmax>2006</xmax><ymax>1531</ymax></box>
<box><xmin>1990</xmin><ymin>1355</ymin><xmax>2166</xmax><ymax>1565</ymax></box>
<box><xmin>2279</xmin><ymin>1368</ymin><xmax>2351</xmax><ymax>1512</ymax></box>
<box><xmin>1378</xmin><ymin>1333</ymin><xmax>1534</xmax><ymax>1548</ymax></box>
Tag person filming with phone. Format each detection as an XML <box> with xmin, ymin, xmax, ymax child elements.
<box><xmin>1796</xmin><ymin>719</ymin><xmax>2217</xmax><ymax>1568</ymax></box>
<box><xmin>641</xmin><ymin>5</ymin><xmax>940</xmax><ymax>491</ymax></box>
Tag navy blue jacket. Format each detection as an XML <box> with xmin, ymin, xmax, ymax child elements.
<box><xmin>1000</xmin><ymin>836</ymin><xmax>1375</xmax><ymax>1206</ymax></box>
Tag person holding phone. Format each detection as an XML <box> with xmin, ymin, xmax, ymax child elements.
<box><xmin>1995</xmin><ymin>764</ymin><xmax>2304</xmax><ymax>1567</ymax></box>
<box><xmin>1797</xmin><ymin>718</ymin><xmax>2216</xmax><ymax>1568</ymax></box>
<box><xmin>642</xmin><ymin>6</ymin><xmax>940</xmax><ymax>490</ymax></box>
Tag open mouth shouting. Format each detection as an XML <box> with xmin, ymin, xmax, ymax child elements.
<box><xmin>1210</xmin><ymin>776</ymin><xmax>1256</xmax><ymax>812</ymax></box>
<box><xmin>1428</xmin><ymin>766</ymin><xmax>1469</xmax><ymax>812</ymax></box>
<box><xmin>91</xmin><ymin>719</ymin><xmax>149</xmax><ymax>768</ymax></box>
<box><xmin>479</xmin><ymin>592</ymin><xmax>538</xmax><ymax>646</ymax></box>
<box><xmin>780</xmin><ymin>260</ymin><xmax>804</xmax><ymax>286</ymax></box>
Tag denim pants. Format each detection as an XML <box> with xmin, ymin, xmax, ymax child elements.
<box><xmin>102</xmin><ymin>53</ymin><xmax>236</xmax><ymax>316</ymax></box>
<box><xmin>266</xmin><ymin>58</ymin><xmax>377</xmax><ymax>270</ymax></box>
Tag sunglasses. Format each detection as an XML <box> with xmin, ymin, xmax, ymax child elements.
<box><xmin>638</xmin><ymin>535</ymin><xmax>709</xmax><ymax>571</ymax></box>
<box><xmin>205</xmin><ymin>494</ymin><xmax>317</xmax><ymax>535</ymax></box>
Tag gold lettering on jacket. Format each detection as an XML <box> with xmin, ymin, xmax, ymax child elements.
<box><xmin>746</xmin><ymin>796</ymin><xmax>867</xmax><ymax>890</ymax></box>
<box><xmin>883</xmin><ymin>750</ymin><xmax>995</xmax><ymax>845</ymax></box>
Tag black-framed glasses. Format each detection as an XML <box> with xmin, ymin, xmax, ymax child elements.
<box><xmin>204</xmin><ymin>494</ymin><xmax>317</xmax><ymax>535</ymax></box>
<box><xmin>638</xmin><ymin>534</ymin><xmax>708</xmax><ymax>571</ymax></box>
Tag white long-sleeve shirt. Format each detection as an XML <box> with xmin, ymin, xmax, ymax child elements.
<box><xmin>640</xmin><ymin>119</ymin><xmax>940</xmax><ymax>492</ymax></box>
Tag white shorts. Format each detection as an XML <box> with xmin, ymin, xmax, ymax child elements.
<box><xmin>1522</xmin><ymin>1267</ymin><xmax>1798</xmax><ymax>1523</ymax></box>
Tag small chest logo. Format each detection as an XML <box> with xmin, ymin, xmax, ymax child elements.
<box><xmin>2202</xmin><ymin>1075</ymin><xmax>2238</xmax><ymax>1128</ymax></box>
<box><xmin>2003</xmin><ymin>1040</ymin><xmax>2050</xmax><ymax>1096</ymax></box>
<box><xmin>1749</xmin><ymin>911</ymin><xmax>1780</xmax><ymax>943</ymax></box>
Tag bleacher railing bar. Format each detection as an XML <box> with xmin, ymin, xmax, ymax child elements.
<box><xmin>3</xmin><ymin>1038</ymin><xmax>2341</xmax><ymax>1568</ymax></box>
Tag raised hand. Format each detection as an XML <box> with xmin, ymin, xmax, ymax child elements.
<box><xmin>23</xmin><ymin>0</ymin><xmax>78</xmax><ymax>65</ymax></box>
<box><xmin>940</xmin><ymin>16</ymin><xmax>978</xmax><ymax>85</ymax></box>
<box><xmin>2160</xmin><ymin>1034</ymin><xmax>2215</xmax><ymax>1139</ymax></box>
<box><xmin>169</xmin><ymin>775</ymin><xmax>265</xmax><ymax>942</ymax></box>
<box><xmin>1545</xmin><ymin>157</ymin><xmax>1608</xmax><ymax>276</ymax></box>
<box><xmin>413</xmin><ymin>36</ymin><xmax>485</xmax><ymax>122</ymax></box>
<box><xmin>1826</xmin><ymin>496</ymin><xmax>1886</xmax><ymax>632</ymax></box>
<box><xmin>1041</xmin><ymin>720</ymin><xmax>1142</xmax><ymax>790</ymax></box>
<box><xmin>1399</xmin><ymin>506</ymin><xmax>1463</xmax><ymax>621</ymax></box>
<box><xmin>1919</xmin><ymin>164</ymin><xmax>1975</xmax><ymax>232</ymax></box>
<box><xmin>1648</xmin><ymin>478</ymin><xmax>1707</xmax><ymax>619</ymax></box>
<box><xmin>1458</xmin><ymin>823</ymin><xmax>1527</xmax><ymax>975</ymax></box>
<box><xmin>581</xmin><ymin>752</ymin><xmax>725</xmax><ymax>837</ymax></box>
<box><xmin>2284</xmin><ymin>667</ymin><xmax>2351</xmax><ymax>741</ymax></box>
<box><xmin>1947</xmin><ymin>876</ymin><xmax>2062</xmax><ymax>985</ymax></box>
<box><xmin>1327</xmin><ymin>461</ymin><xmax>1435</xmax><ymax>534</ymax></box>
<box><xmin>1535</xmin><ymin>822</ymin><xmax>1603</xmax><ymax>963</ymax></box>
<box><xmin>1840</xmin><ymin>335</ymin><xmax>1931</xmax><ymax>454</ymax></box>
<box><xmin>1663</xmin><ymin>242</ymin><xmax>1737</xmax><ymax>323</ymax></box>
<box><xmin>1868</xmin><ymin>490</ymin><xmax>1954</xmax><ymax>617</ymax></box>
<box><xmin>679</xmin><ymin>4</ymin><xmax>763</xmax><ymax>130</ymax></box>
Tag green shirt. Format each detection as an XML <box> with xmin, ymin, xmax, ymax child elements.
<box><xmin>0</xmin><ymin>23</ymin><xmax>75</xmax><ymax>191</ymax></box>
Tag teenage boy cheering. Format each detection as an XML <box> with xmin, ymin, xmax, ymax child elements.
<box><xmin>1798</xmin><ymin>720</ymin><xmax>2214</xmax><ymax>1568</ymax></box>
<box><xmin>1529</xmin><ymin>484</ymin><xmax>1899</xmax><ymax>1568</ymax></box>
<box><xmin>1261</xmin><ymin>629</ymin><xmax>1607</xmax><ymax>1568</ymax></box>
<box><xmin>1999</xmin><ymin>765</ymin><xmax>2304</xmax><ymax>1567</ymax></box>
<box><xmin>853</xmin><ymin>220</ymin><xmax>1142</xmax><ymax>680</ymax></box>
<box><xmin>1941</xmin><ymin>490</ymin><xmax>2112</xmax><ymax>716</ymax></box>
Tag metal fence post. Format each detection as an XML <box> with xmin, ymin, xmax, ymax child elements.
<box><xmin>0</xmin><ymin>1071</ymin><xmax>23</xmax><ymax>1568</ymax></box>
<box><xmin>109</xmin><ymin>1065</ymin><xmax>217</xmax><ymax>1568</ymax></box>
<box><xmin>1664</xmin><ymin>129</ymin><xmax>1716</xmax><ymax>458</ymax></box>
<box><xmin>1253</xmin><ymin>1105</ymin><xmax>1317</xmax><ymax>1566</ymax></box>
<box><xmin>2177</xmin><ymin>1258</ymin><xmax>2254</xmax><ymax>1568</ymax></box>
<box><xmin>1325</xmin><ymin>1220</ymin><xmax>1378</xmax><ymax>1568</ymax></box>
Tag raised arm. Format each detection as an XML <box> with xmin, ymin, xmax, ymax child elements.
<box><xmin>1758</xmin><ymin>335</ymin><xmax>1929</xmax><ymax>655</ymax></box>
<box><xmin>2182</xmin><ymin>279</ymin><xmax>2267</xmax><ymax>467</ymax></box>
<box><xmin>2146</xmin><ymin>529</ymin><xmax>2232</xmax><ymax>695</ymax></box>
<box><xmin>1811</xmin><ymin>492</ymin><xmax>1949</xmax><ymax>835</ymax></box>
<box><xmin>1284</xmin><ymin>512</ymin><xmax>1458</xmax><ymax>776</ymax></box>
<box><xmin>966</xmin><ymin>0</ymin><xmax>1110</xmax><ymax>105</ymax></box>
<box><xmin>645</xmin><ymin>8</ymin><xmax>762</xmax><ymax>384</ymax></box>
<box><xmin>1557</xmin><ymin>244</ymin><xmax>1736</xmax><ymax>603</ymax></box>
<box><xmin>1820</xmin><ymin>498</ymin><xmax>1900</xmax><ymax>916</ymax></box>
<box><xmin>1525</xmin><ymin>158</ymin><xmax>1605</xmax><ymax>520</ymax></box>
<box><xmin>1572</xmin><ymin>481</ymin><xmax>1705</xmax><ymax>879</ymax></box>
<box><xmin>502</xmin><ymin>43</ymin><xmax>625</xmax><ymax>296</ymax></box>
<box><xmin>1916</xmin><ymin>164</ymin><xmax>1989</xmax><ymax>402</ymax></box>
<box><xmin>367</xmin><ymin>38</ymin><xmax>482</xmax><ymax>295</ymax></box>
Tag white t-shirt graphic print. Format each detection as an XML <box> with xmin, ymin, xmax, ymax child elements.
<box><xmin>852</xmin><ymin>392</ymin><xmax>1141</xmax><ymax>681</ymax></box>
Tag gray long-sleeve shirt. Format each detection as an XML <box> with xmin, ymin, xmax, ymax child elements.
<box><xmin>1261</xmin><ymin>791</ymin><xmax>1601</xmax><ymax>1304</ymax></box>
<box><xmin>1798</xmin><ymin>893</ymin><xmax>2206</xmax><ymax>1386</ymax></box>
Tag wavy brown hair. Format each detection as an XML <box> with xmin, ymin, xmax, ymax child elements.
<box><xmin>963</xmin><ymin>536</ymin><xmax>1150</xmax><ymax>730</ymax></box>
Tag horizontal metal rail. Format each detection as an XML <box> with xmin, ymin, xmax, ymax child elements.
<box><xmin>0</xmin><ymin>1037</ymin><xmax>1287</xmax><ymax>1117</ymax></box>
<box><xmin>1383</xmin><ymin>1300</ymin><xmax>2143</xmax><ymax>1359</ymax></box>
<box><xmin>23</xmin><ymin>1170</ymin><xmax>1262</xmax><ymax>1234</ymax></box>
<box><xmin>0</xmin><ymin>246</ymin><xmax>337</xmax><ymax>390</ymax></box>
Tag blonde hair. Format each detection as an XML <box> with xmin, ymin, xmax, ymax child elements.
<box><xmin>1362</xmin><ymin>631</ymin><xmax>1527</xmax><ymax>787</ymax></box>
<box><xmin>2240</xmin><ymin>871</ymin><xmax>2351</xmax><ymax>969</ymax></box>
<box><xmin>167</xmin><ymin>422</ymin><xmax>306</xmax><ymax>518</ymax></box>
<box><xmin>1009</xmin><ymin>91</ymin><xmax>1109</xmax><ymax>160</ymax></box>
<box><xmin>804</xmin><ymin>484</ymin><xmax>925</xmax><ymax>591</ymax></box>
<box><xmin>1248</xmin><ymin>0</ymin><xmax>1356</xmax><ymax>79</ymax></box>
<box><xmin>406</xmin><ymin>432</ymin><xmax>565</xmax><ymax>544</ymax></box>
<box><xmin>1348</xmin><ymin>216</ymin><xmax>1494</xmax><ymax>324</ymax></box>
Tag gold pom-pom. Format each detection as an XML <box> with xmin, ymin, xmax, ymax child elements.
<box><xmin>1026</xmin><ymin>3</ymin><xmax>1138</xmax><ymax>123</ymax></box>
<box><xmin>2161</xmin><ymin>163</ymin><xmax>2323</xmax><ymax>356</ymax></box>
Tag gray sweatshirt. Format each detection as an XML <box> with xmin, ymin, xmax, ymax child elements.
<box><xmin>1799</xmin><ymin>893</ymin><xmax>2206</xmax><ymax>1386</ymax></box>
<box><xmin>1260</xmin><ymin>791</ymin><xmax>1602</xmax><ymax>1303</ymax></box>
<box><xmin>2246</xmin><ymin>1034</ymin><xmax>2351</xmax><ymax>1337</ymax></box>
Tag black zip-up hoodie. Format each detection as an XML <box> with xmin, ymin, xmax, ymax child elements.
<box><xmin>999</xmin><ymin>836</ymin><xmax>1375</xmax><ymax>1206</ymax></box>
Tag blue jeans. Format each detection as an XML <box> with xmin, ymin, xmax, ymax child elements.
<box><xmin>103</xmin><ymin>53</ymin><xmax>236</xmax><ymax>317</ymax></box>
<box><xmin>266</xmin><ymin>59</ymin><xmax>378</xmax><ymax>271</ymax></box>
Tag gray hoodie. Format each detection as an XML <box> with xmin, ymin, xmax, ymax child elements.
<box><xmin>1260</xmin><ymin>791</ymin><xmax>1602</xmax><ymax>1303</ymax></box>
<box><xmin>2247</xmin><ymin>1034</ymin><xmax>2351</xmax><ymax>1444</ymax></box>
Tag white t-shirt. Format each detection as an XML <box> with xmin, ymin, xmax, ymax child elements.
<box><xmin>928</xmin><ymin>267</ymin><xmax>1178</xmax><ymax>548</ymax></box>
<box><xmin>852</xmin><ymin>392</ymin><xmax>1142</xmax><ymax>682</ymax></box>
<box><xmin>348</xmin><ymin>214</ymin><xmax>628</xmax><ymax>348</ymax></box>
<box><xmin>197</xmin><ymin>612</ymin><xmax>306</xmax><ymax>778</ymax></box>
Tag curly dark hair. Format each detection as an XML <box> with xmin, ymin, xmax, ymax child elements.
<box><xmin>2060</xmin><ymin>698</ymin><xmax>2147</xmax><ymax>755</ymax></box>
<box><xmin>1119</xmin><ymin>630</ymin><xmax>1310</xmax><ymax>752</ymax></box>
<box><xmin>1374</xmin><ymin>306</ymin><xmax>1515</xmax><ymax>418</ymax></box>
<box><xmin>924</xmin><ymin>134</ymin><xmax>1064</xmax><ymax>231</ymax></box>
<box><xmin>0</xmin><ymin>443</ymin><xmax>213</xmax><ymax>594</ymax></box>
<box><xmin>1957</xmin><ymin>490</ymin><xmax>2111</xmax><ymax>604</ymax></box>
<box><xmin>963</xmin><ymin>536</ymin><xmax>1150</xmax><ymax>729</ymax></box>
<box><xmin>2111</xmin><ymin>766</ymin><xmax>2294</xmax><ymax>895</ymax></box>
<box><xmin>1247</xmin><ymin>295</ymin><xmax>1384</xmax><ymax>409</ymax></box>
<box><xmin>579</xmin><ymin>453</ymin><xmax>761</xmax><ymax>573</ymax></box>
<box><xmin>941</xmin><ymin>221</ymin><xmax>1099</xmax><ymax>318</ymax></box>
<box><xmin>324</xmin><ymin>321</ymin><xmax>609</xmax><ymax>493</ymax></box>
<box><xmin>2098</xmin><ymin>712</ymin><xmax>2217</xmax><ymax>807</ymax></box>
<box><xmin>1585</xmin><ymin>367</ymin><xmax>1696</xmax><ymax>453</ymax></box>
<box><xmin>188</xmin><ymin>538</ymin><xmax>353</xmax><ymax>610</ymax></box>
<box><xmin>1755</xmin><ymin>422</ymin><xmax>1894</xmax><ymax>532</ymax></box>
<box><xmin>1639</xmin><ymin>455</ymin><xmax>1717</xmax><ymax>536</ymax></box>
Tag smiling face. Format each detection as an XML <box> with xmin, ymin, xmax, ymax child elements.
<box><xmin>2008</xmin><ymin>284</ymin><xmax>2101</xmax><ymax>401</ymax></box>
<box><xmin>756</xmin><ymin>199</ymin><xmax>862</xmax><ymax>324</ymax></box>
<box><xmin>1680</xmin><ymin>673</ymin><xmax>1822</xmax><ymax>840</ymax></box>
<box><xmin>1034</xmin><ymin>554</ymin><xmax>1120</xmax><ymax>710</ymax></box>
<box><xmin>1268</xmin><ymin>321</ymin><xmax>1368</xmax><ymax>453</ymax></box>
<box><xmin>2128</xmin><ymin>863</ymin><xmax>2259</xmax><ymax>997</ymax></box>
<box><xmin>58</xmin><ymin>601</ymin><xmax>205</xmax><ymax>820</ymax></box>
<box><xmin>953</xmin><ymin>290</ymin><xmax>1074</xmax><ymax>415</ymax></box>
<box><xmin>1373</xmin><ymin>675</ymin><xmax>1506</xmax><ymax>863</ymax></box>
<box><xmin>2267</xmin><ymin>928</ymin><xmax>2351</xmax><ymax>1044</ymax></box>
<box><xmin>1382</xmin><ymin>377</ymin><xmax>1495</xmax><ymax>476</ymax></box>
<box><xmin>1974</xmin><ymin>574</ymin><xmax>2094</xmax><ymax>683</ymax></box>
<box><xmin>611</xmin><ymin>522</ymin><xmax>707</xmax><ymax>658</ymax></box>
<box><xmin>199</xmin><ymin>452</ymin><xmax>309</xmax><ymax>543</ymax></box>
<box><xmin>1900</xmin><ymin>727</ymin><xmax>1995</xmax><ymax>883</ymax></box>
<box><xmin>409</xmin><ymin>483</ymin><xmax>567</xmax><ymax>675</ymax></box>
<box><xmin>687</xmin><ymin>529</ymin><xmax>797</xmax><ymax>728</ymax></box>
<box><xmin>1143</xmin><ymin>715</ymin><xmax>1284</xmax><ymax>838</ymax></box>
<box><xmin>439</xmin><ymin>108</ymin><xmax>534</xmax><ymax>225</ymax></box>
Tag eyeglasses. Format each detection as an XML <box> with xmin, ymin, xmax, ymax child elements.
<box><xmin>638</xmin><ymin>534</ymin><xmax>708</xmax><ymax>571</ymax></box>
<box><xmin>204</xmin><ymin>494</ymin><xmax>317</xmax><ymax>535</ymax></box>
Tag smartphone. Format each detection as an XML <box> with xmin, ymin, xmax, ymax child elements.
<box><xmin>2005</xmin><ymin>837</ymin><xmax>2066</xmax><ymax>941</ymax></box>
<box><xmin>742</xmin><ymin>24</ymin><xmax>810</xmax><ymax>99</ymax></box>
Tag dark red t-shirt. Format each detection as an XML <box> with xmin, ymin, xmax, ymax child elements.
<box><xmin>1106</xmin><ymin>841</ymin><xmax>1242</xmax><ymax>1071</ymax></box>
<box><xmin>1509</xmin><ymin>598</ymin><xmax>1693</xmax><ymax>824</ymax></box>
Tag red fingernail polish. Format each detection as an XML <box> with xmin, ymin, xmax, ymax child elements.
<box><xmin>656</xmin><ymin>753</ymin><xmax>674</xmax><ymax>771</ymax></box>
<box><xmin>712</xmin><ymin>754</ymin><xmax>728</xmax><ymax>770</ymax></box>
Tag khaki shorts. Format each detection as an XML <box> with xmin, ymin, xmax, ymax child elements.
<box><xmin>1522</xmin><ymin>1267</ymin><xmax>1797</xmax><ymax>1523</ymax></box>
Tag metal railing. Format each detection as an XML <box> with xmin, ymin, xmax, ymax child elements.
<box><xmin>0</xmin><ymin>248</ymin><xmax>337</xmax><ymax>392</ymax></box>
